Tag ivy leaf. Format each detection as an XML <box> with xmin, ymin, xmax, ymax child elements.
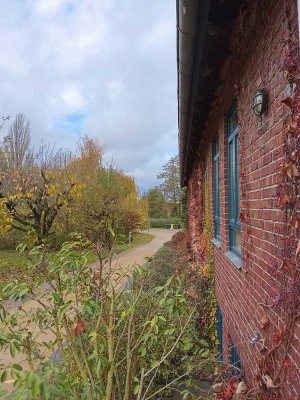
<box><xmin>280</xmin><ymin>258</ymin><xmax>294</xmax><ymax>272</ymax></box>
<box><xmin>286</xmin><ymin>163</ymin><xmax>299</xmax><ymax>179</ymax></box>
<box><xmin>296</xmin><ymin>239</ymin><xmax>300</xmax><ymax>257</ymax></box>
<box><xmin>280</xmin><ymin>162</ymin><xmax>299</xmax><ymax>179</ymax></box>
<box><xmin>286</xmin><ymin>120</ymin><xmax>299</xmax><ymax>135</ymax></box>
<box><xmin>281</xmin><ymin>97</ymin><xmax>293</xmax><ymax>108</ymax></box>
<box><xmin>260</xmin><ymin>314</ymin><xmax>270</xmax><ymax>330</ymax></box>
<box><xmin>262</xmin><ymin>374</ymin><xmax>275</xmax><ymax>388</ymax></box>
<box><xmin>278</xmin><ymin>194</ymin><xmax>290</xmax><ymax>208</ymax></box>
<box><xmin>290</xmin><ymin>214</ymin><xmax>300</xmax><ymax>229</ymax></box>
<box><xmin>290</xmin><ymin>149</ymin><xmax>300</xmax><ymax>162</ymax></box>
<box><xmin>239</xmin><ymin>211</ymin><xmax>247</xmax><ymax>222</ymax></box>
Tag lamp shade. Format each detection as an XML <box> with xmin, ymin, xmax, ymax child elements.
<box><xmin>252</xmin><ymin>89</ymin><xmax>268</xmax><ymax>117</ymax></box>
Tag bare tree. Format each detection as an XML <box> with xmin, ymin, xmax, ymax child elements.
<box><xmin>0</xmin><ymin>116</ymin><xmax>10</xmax><ymax>170</ymax></box>
<box><xmin>4</xmin><ymin>113</ymin><xmax>32</xmax><ymax>169</ymax></box>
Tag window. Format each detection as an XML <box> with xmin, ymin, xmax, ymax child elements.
<box><xmin>213</xmin><ymin>139</ymin><xmax>220</xmax><ymax>240</ymax></box>
<box><xmin>230</xmin><ymin>338</ymin><xmax>242</xmax><ymax>376</ymax></box>
<box><xmin>227</xmin><ymin>103</ymin><xmax>241</xmax><ymax>255</ymax></box>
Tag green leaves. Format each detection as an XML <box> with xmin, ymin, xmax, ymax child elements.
<box><xmin>199</xmin><ymin>338</ymin><xmax>209</xmax><ymax>347</ymax></box>
<box><xmin>2</xmin><ymin>280</ymin><xmax>30</xmax><ymax>301</ymax></box>
<box><xmin>0</xmin><ymin>236</ymin><xmax>214</xmax><ymax>400</ymax></box>
<box><xmin>12</xmin><ymin>364</ymin><xmax>23</xmax><ymax>371</ymax></box>
<box><xmin>57</xmin><ymin>301</ymin><xmax>72</xmax><ymax>322</ymax></box>
<box><xmin>107</xmin><ymin>221</ymin><xmax>115</xmax><ymax>238</ymax></box>
<box><xmin>0</xmin><ymin>304</ymin><xmax>7</xmax><ymax>323</ymax></box>
<box><xmin>0</xmin><ymin>370</ymin><xmax>8</xmax><ymax>383</ymax></box>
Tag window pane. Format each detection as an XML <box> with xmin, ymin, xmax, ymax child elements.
<box><xmin>229</xmin><ymin>107</ymin><xmax>238</xmax><ymax>133</ymax></box>
<box><xmin>234</xmin><ymin>230</ymin><xmax>241</xmax><ymax>253</ymax></box>
<box><xmin>234</xmin><ymin>136</ymin><xmax>239</xmax><ymax>221</ymax></box>
<box><xmin>213</xmin><ymin>140</ymin><xmax>219</xmax><ymax>157</ymax></box>
<box><xmin>215</xmin><ymin>222</ymin><xmax>220</xmax><ymax>239</ymax></box>
<box><xmin>227</xmin><ymin>102</ymin><xmax>240</xmax><ymax>256</ymax></box>
<box><xmin>228</xmin><ymin>141</ymin><xmax>235</xmax><ymax>220</ymax></box>
<box><xmin>213</xmin><ymin>139</ymin><xmax>220</xmax><ymax>240</ymax></box>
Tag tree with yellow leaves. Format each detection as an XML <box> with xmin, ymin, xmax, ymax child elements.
<box><xmin>0</xmin><ymin>144</ymin><xmax>84</xmax><ymax>244</ymax></box>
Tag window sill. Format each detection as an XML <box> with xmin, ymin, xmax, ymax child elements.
<box><xmin>212</xmin><ymin>238</ymin><xmax>221</xmax><ymax>248</ymax></box>
<box><xmin>225</xmin><ymin>251</ymin><xmax>242</xmax><ymax>270</ymax></box>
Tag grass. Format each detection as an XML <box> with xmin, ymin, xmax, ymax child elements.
<box><xmin>0</xmin><ymin>232</ymin><xmax>154</xmax><ymax>292</ymax></box>
<box><xmin>114</xmin><ymin>232</ymin><xmax>154</xmax><ymax>253</ymax></box>
<box><xmin>0</xmin><ymin>250</ymin><xmax>33</xmax><ymax>295</ymax></box>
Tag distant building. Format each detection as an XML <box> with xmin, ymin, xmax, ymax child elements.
<box><xmin>177</xmin><ymin>0</ymin><xmax>300</xmax><ymax>398</ymax></box>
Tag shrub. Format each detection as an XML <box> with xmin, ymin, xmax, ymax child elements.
<box><xmin>0</xmin><ymin>230</ymin><xmax>27</xmax><ymax>250</ymax></box>
<box><xmin>0</xmin><ymin>238</ymin><xmax>214</xmax><ymax>399</ymax></box>
<box><xmin>150</xmin><ymin>218</ymin><xmax>182</xmax><ymax>229</ymax></box>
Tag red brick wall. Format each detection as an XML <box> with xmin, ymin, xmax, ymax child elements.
<box><xmin>186</xmin><ymin>0</ymin><xmax>299</xmax><ymax>398</ymax></box>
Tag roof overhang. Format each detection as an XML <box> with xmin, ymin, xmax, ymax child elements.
<box><xmin>177</xmin><ymin>0</ymin><xmax>246</xmax><ymax>187</ymax></box>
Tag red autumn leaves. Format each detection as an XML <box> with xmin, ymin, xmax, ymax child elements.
<box><xmin>260</xmin><ymin>314</ymin><xmax>270</xmax><ymax>330</ymax></box>
<box><xmin>215</xmin><ymin>380</ymin><xmax>238</xmax><ymax>400</ymax></box>
<box><xmin>277</xmin><ymin>193</ymin><xmax>291</xmax><ymax>208</ymax></box>
<box><xmin>279</xmin><ymin>146</ymin><xmax>300</xmax><ymax>183</ymax></box>
<box><xmin>282</xmin><ymin>96</ymin><xmax>294</xmax><ymax>109</ymax></box>
<box><xmin>279</xmin><ymin>160</ymin><xmax>299</xmax><ymax>180</ymax></box>
<box><xmin>280</xmin><ymin>97</ymin><xmax>300</xmax><ymax>180</ymax></box>
<box><xmin>278</xmin><ymin>97</ymin><xmax>300</xmax><ymax>259</ymax></box>
<box><xmin>74</xmin><ymin>320</ymin><xmax>88</xmax><ymax>336</ymax></box>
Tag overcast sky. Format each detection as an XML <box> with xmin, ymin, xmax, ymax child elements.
<box><xmin>0</xmin><ymin>0</ymin><xmax>177</xmax><ymax>192</ymax></box>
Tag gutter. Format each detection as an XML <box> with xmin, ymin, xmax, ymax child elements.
<box><xmin>298</xmin><ymin>0</ymin><xmax>300</xmax><ymax>43</ymax></box>
<box><xmin>177</xmin><ymin>0</ymin><xmax>211</xmax><ymax>186</ymax></box>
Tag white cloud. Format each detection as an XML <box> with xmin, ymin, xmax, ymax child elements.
<box><xmin>0</xmin><ymin>0</ymin><xmax>177</xmax><ymax>190</ymax></box>
<box><xmin>35</xmin><ymin>0</ymin><xmax>77</xmax><ymax>15</ymax></box>
<box><xmin>60</xmin><ymin>86</ymin><xmax>85</xmax><ymax>109</ymax></box>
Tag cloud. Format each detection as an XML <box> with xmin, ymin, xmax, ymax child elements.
<box><xmin>60</xmin><ymin>86</ymin><xmax>85</xmax><ymax>109</ymax></box>
<box><xmin>0</xmin><ymin>0</ymin><xmax>177</xmax><ymax>190</ymax></box>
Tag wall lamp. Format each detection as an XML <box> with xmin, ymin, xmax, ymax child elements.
<box><xmin>252</xmin><ymin>89</ymin><xmax>268</xmax><ymax>125</ymax></box>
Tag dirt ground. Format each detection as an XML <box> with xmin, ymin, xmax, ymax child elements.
<box><xmin>0</xmin><ymin>228</ymin><xmax>177</xmax><ymax>390</ymax></box>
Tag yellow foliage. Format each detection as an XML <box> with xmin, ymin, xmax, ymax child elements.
<box><xmin>0</xmin><ymin>199</ymin><xmax>12</xmax><ymax>233</ymax></box>
<box><xmin>199</xmin><ymin>264</ymin><xmax>210</xmax><ymax>279</ymax></box>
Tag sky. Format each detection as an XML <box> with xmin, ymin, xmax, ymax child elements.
<box><xmin>0</xmin><ymin>0</ymin><xmax>178</xmax><ymax>192</ymax></box>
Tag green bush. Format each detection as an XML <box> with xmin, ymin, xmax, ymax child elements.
<box><xmin>0</xmin><ymin>230</ymin><xmax>27</xmax><ymax>250</ymax></box>
<box><xmin>150</xmin><ymin>218</ymin><xmax>182</xmax><ymax>229</ymax></box>
<box><xmin>0</xmin><ymin>238</ymin><xmax>213</xmax><ymax>399</ymax></box>
<box><xmin>46</xmin><ymin>232</ymin><xmax>72</xmax><ymax>250</ymax></box>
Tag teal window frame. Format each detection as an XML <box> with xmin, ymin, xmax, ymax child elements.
<box><xmin>227</xmin><ymin>102</ymin><xmax>241</xmax><ymax>256</ymax></box>
<box><xmin>213</xmin><ymin>139</ymin><xmax>220</xmax><ymax>241</ymax></box>
<box><xmin>230</xmin><ymin>338</ymin><xmax>242</xmax><ymax>376</ymax></box>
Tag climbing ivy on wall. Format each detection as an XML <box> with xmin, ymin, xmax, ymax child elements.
<box><xmin>230</xmin><ymin>11</ymin><xmax>300</xmax><ymax>400</ymax></box>
<box><xmin>204</xmin><ymin>176</ymin><xmax>218</xmax><ymax>349</ymax></box>
<box><xmin>250</xmin><ymin>16</ymin><xmax>300</xmax><ymax>398</ymax></box>
<box><xmin>186</xmin><ymin>158</ymin><xmax>218</xmax><ymax>351</ymax></box>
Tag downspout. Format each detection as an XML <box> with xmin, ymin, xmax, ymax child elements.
<box><xmin>298</xmin><ymin>0</ymin><xmax>300</xmax><ymax>43</ymax></box>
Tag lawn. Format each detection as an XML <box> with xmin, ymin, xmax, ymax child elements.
<box><xmin>0</xmin><ymin>232</ymin><xmax>154</xmax><ymax>292</ymax></box>
<box><xmin>114</xmin><ymin>231</ymin><xmax>154</xmax><ymax>253</ymax></box>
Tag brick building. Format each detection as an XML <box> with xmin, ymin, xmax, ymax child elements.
<box><xmin>177</xmin><ymin>0</ymin><xmax>300</xmax><ymax>398</ymax></box>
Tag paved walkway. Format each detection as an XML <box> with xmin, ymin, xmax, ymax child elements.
<box><xmin>0</xmin><ymin>228</ymin><xmax>177</xmax><ymax>390</ymax></box>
